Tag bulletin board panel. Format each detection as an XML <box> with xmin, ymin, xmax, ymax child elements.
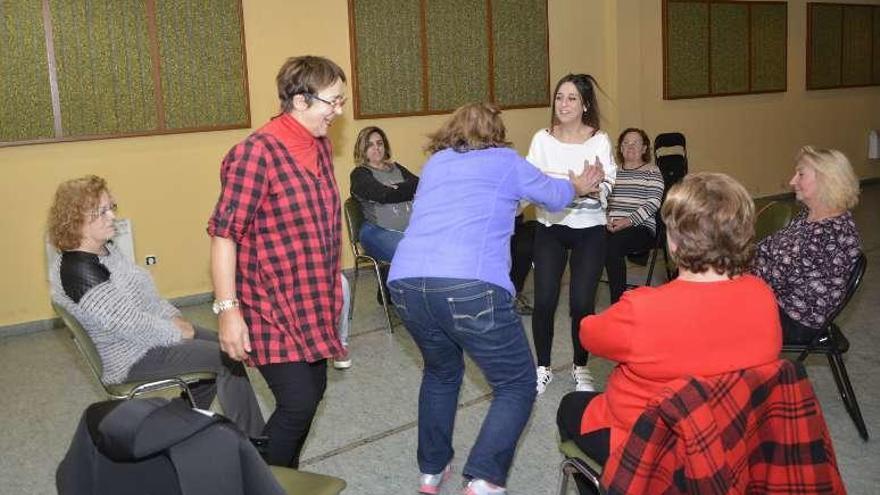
<box><xmin>807</xmin><ymin>3</ymin><xmax>880</xmax><ymax>90</ymax></box>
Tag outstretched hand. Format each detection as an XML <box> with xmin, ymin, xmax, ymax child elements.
<box><xmin>569</xmin><ymin>157</ymin><xmax>605</xmax><ymax>196</ymax></box>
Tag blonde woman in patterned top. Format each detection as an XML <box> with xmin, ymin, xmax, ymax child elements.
<box><xmin>753</xmin><ymin>146</ymin><xmax>862</xmax><ymax>344</ymax></box>
<box><xmin>604</xmin><ymin>128</ymin><xmax>664</xmax><ymax>303</ymax></box>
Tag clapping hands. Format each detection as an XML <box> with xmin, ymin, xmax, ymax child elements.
<box><xmin>569</xmin><ymin>157</ymin><xmax>605</xmax><ymax>197</ymax></box>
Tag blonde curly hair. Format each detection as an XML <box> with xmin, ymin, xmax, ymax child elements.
<box><xmin>48</xmin><ymin>175</ymin><xmax>109</xmax><ymax>251</ymax></box>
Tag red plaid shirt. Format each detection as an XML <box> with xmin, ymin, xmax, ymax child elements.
<box><xmin>602</xmin><ymin>360</ymin><xmax>846</xmax><ymax>494</ymax></box>
<box><xmin>207</xmin><ymin>116</ymin><xmax>343</xmax><ymax>365</ymax></box>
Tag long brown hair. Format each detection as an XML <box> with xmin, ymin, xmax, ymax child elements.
<box><xmin>425</xmin><ymin>102</ymin><xmax>512</xmax><ymax>154</ymax></box>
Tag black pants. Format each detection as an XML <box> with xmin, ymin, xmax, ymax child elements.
<box><xmin>532</xmin><ymin>224</ymin><xmax>606</xmax><ymax>367</ymax></box>
<box><xmin>604</xmin><ymin>225</ymin><xmax>655</xmax><ymax>304</ymax></box>
<box><xmin>780</xmin><ymin>308</ymin><xmax>822</xmax><ymax>345</ymax></box>
<box><xmin>557</xmin><ymin>392</ymin><xmax>611</xmax><ymax>494</ymax></box>
<box><xmin>510</xmin><ymin>215</ymin><xmax>537</xmax><ymax>293</ymax></box>
<box><xmin>257</xmin><ymin>359</ymin><xmax>327</xmax><ymax>468</ymax></box>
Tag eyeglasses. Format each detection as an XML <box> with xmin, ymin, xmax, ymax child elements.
<box><xmin>306</xmin><ymin>93</ymin><xmax>347</xmax><ymax>109</ymax></box>
<box><xmin>620</xmin><ymin>141</ymin><xmax>643</xmax><ymax>148</ymax></box>
<box><xmin>91</xmin><ymin>202</ymin><xmax>118</xmax><ymax>218</ymax></box>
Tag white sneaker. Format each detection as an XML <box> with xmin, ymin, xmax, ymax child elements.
<box><xmin>572</xmin><ymin>365</ymin><xmax>595</xmax><ymax>392</ymax></box>
<box><xmin>463</xmin><ymin>478</ymin><xmax>506</xmax><ymax>494</ymax></box>
<box><xmin>536</xmin><ymin>366</ymin><xmax>553</xmax><ymax>394</ymax></box>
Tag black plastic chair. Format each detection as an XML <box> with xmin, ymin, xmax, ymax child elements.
<box><xmin>781</xmin><ymin>251</ymin><xmax>869</xmax><ymax>440</ymax></box>
<box><xmin>342</xmin><ymin>197</ymin><xmax>394</xmax><ymax>334</ymax></box>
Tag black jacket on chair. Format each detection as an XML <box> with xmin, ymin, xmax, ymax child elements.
<box><xmin>57</xmin><ymin>397</ymin><xmax>283</xmax><ymax>495</ymax></box>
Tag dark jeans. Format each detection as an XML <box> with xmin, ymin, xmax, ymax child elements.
<box><xmin>126</xmin><ymin>327</ymin><xmax>265</xmax><ymax>437</ymax></box>
<box><xmin>532</xmin><ymin>224</ymin><xmax>606</xmax><ymax>367</ymax></box>
<box><xmin>257</xmin><ymin>359</ymin><xmax>328</xmax><ymax>468</ymax></box>
<box><xmin>557</xmin><ymin>392</ymin><xmax>611</xmax><ymax>495</ymax></box>
<box><xmin>510</xmin><ymin>215</ymin><xmax>537</xmax><ymax>294</ymax></box>
<box><xmin>388</xmin><ymin>278</ymin><xmax>537</xmax><ymax>487</ymax></box>
<box><xmin>359</xmin><ymin>221</ymin><xmax>404</xmax><ymax>263</ymax></box>
<box><xmin>604</xmin><ymin>225</ymin><xmax>655</xmax><ymax>303</ymax></box>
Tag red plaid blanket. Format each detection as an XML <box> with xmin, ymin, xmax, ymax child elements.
<box><xmin>601</xmin><ymin>359</ymin><xmax>845</xmax><ymax>494</ymax></box>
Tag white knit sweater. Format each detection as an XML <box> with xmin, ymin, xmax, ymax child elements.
<box><xmin>49</xmin><ymin>244</ymin><xmax>182</xmax><ymax>384</ymax></box>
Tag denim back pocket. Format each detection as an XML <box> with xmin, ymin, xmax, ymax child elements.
<box><xmin>448</xmin><ymin>290</ymin><xmax>495</xmax><ymax>334</ymax></box>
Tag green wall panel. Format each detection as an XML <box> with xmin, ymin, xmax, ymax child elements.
<box><xmin>874</xmin><ymin>7</ymin><xmax>880</xmax><ymax>84</ymax></box>
<box><xmin>156</xmin><ymin>0</ymin><xmax>248</xmax><ymax>129</ymax></box>
<box><xmin>426</xmin><ymin>0</ymin><xmax>488</xmax><ymax>111</ymax></box>
<box><xmin>50</xmin><ymin>0</ymin><xmax>156</xmax><ymax>137</ymax></box>
<box><xmin>352</xmin><ymin>0</ymin><xmax>423</xmax><ymax>116</ymax></box>
<box><xmin>492</xmin><ymin>0</ymin><xmax>548</xmax><ymax>107</ymax></box>
<box><xmin>750</xmin><ymin>3</ymin><xmax>787</xmax><ymax>92</ymax></box>
<box><xmin>710</xmin><ymin>3</ymin><xmax>749</xmax><ymax>94</ymax></box>
<box><xmin>841</xmin><ymin>5</ymin><xmax>872</xmax><ymax>86</ymax></box>
<box><xmin>808</xmin><ymin>4</ymin><xmax>843</xmax><ymax>89</ymax></box>
<box><xmin>666</xmin><ymin>2</ymin><xmax>709</xmax><ymax>98</ymax></box>
<box><xmin>0</xmin><ymin>0</ymin><xmax>54</xmax><ymax>142</ymax></box>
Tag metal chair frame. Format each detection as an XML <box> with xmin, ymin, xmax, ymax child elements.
<box><xmin>53</xmin><ymin>301</ymin><xmax>215</xmax><ymax>407</ymax></box>
<box><xmin>558</xmin><ymin>439</ymin><xmax>603</xmax><ymax>495</ymax></box>
<box><xmin>781</xmin><ymin>251</ymin><xmax>869</xmax><ymax>440</ymax></box>
<box><xmin>343</xmin><ymin>197</ymin><xmax>394</xmax><ymax>334</ymax></box>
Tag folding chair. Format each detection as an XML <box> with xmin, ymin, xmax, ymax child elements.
<box><xmin>558</xmin><ymin>439</ymin><xmax>603</xmax><ymax>495</ymax></box>
<box><xmin>343</xmin><ymin>197</ymin><xmax>394</xmax><ymax>334</ymax></box>
<box><xmin>52</xmin><ymin>301</ymin><xmax>215</xmax><ymax>406</ymax></box>
<box><xmin>781</xmin><ymin>251</ymin><xmax>869</xmax><ymax>440</ymax></box>
<box><xmin>754</xmin><ymin>200</ymin><xmax>795</xmax><ymax>241</ymax></box>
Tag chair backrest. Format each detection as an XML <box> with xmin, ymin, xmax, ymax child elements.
<box><xmin>824</xmin><ymin>251</ymin><xmax>868</xmax><ymax>326</ymax></box>
<box><xmin>754</xmin><ymin>201</ymin><xmax>795</xmax><ymax>241</ymax></box>
<box><xmin>653</xmin><ymin>132</ymin><xmax>687</xmax><ymax>156</ymax></box>
<box><xmin>343</xmin><ymin>197</ymin><xmax>366</xmax><ymax>258</ymax></box>
<box><xmin>653</xmin><ymin>132</ymin><xmax>688</xmax><ymax>190</ymax></box>
<box><xmin>53</xmin><ymin>300</ymin><xmax>105</xmax><ymax>383</ymax></box>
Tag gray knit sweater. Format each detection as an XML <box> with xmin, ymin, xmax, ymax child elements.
<box><xmin>49</xmin><ymin>244</ymin><xmax>183</xmax><ymax>384</ymax></box>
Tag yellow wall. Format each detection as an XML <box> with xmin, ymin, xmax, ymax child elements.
<box><xmin>614</xmin><ymin>0</ymin><xmax>880</xmax><ymax>197</ymax></box>
<box><xmin>2</xmin><ymin>0</ymin><xmax>877</xmax><ymax>328</ymax></box>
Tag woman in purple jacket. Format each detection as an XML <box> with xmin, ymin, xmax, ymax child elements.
<box><xmin>387</xmin><ymin>102</ymin><xmax>602</xmax><ymax>495</ymax></box>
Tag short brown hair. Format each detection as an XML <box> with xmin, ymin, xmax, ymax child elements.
<box><xmin>276</xmin><ymin>56</ymin><xmax>347</xmax><ymax>113</ymax></box>
<box><xmin>353</xmin><ymin>126</ymin><xmax>391</xmax><ymax>165</ymax></box>
<box><xmin>661</xmin><ymin>172</ymin><xmax>755</xmax><ymax>276</ymax></box>
<box><xmin>615</xmin><ymin>128</ymin><xmax>652</xmax><ymax>165</ymax></box>
<box><xmin>425</xmin><ymin>102</ymin><xmax>512</xmax><ymax>154</ymax></box>
<box><xmin>48</xmin><ymin>175</ymin><xmax>109</xmax><ymax>251</ymax></box>
<box><xmin>796</xmin><ymin>146</ymin><xmax>859</xmax><ymax>211</ymax></box>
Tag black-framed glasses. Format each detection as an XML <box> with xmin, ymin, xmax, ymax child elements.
<box><xmin>306</xmin><ymin>93</ymin><xmax>347</xmax><ymax>109</ymax></box>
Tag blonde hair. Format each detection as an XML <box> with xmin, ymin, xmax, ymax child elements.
<box><xmin>661</xmin><ymin>172</ymin><xmax>755</xmax><ymax>276</ymax></box>
<box><xmin>48</xmin><ymin>175</ymin><xmax>109</xmax><ymax>251</ymax></box>
<box><xmin>796</xmin><ymin>146</ymin><xmax>859</xmax><ymax>211</ymax></box>
<box><xmin>353</xmin><ymin>126</ymin><xmax>391</xmax><ymax>165</ymax></box>
<box><xmin>425</xmin><ymin>102</ymin><xmax>511</xmax><ymax>154</ymax></box>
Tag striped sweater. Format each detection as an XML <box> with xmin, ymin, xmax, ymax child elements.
<box><xmin>607</xmin><ymin>165</ymin><xmax>664</xmax><ymax>234</ymax></box>
<box><xmin>49</xmin><ymin>243</ymin><xmax>183</xmax><ymax>384</ymax></box>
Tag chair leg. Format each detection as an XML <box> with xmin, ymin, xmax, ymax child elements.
<box><xmin>826</xmin><ymin>352</ymin><xmax>869</xmax><ymax>440</ymax></box>
<box><xmin>558</xmin><ymin>458</ymin><xmax>601</xmax><ymax>495</ymax></box>
<box><xmin>644</xmin><ymin>248</ymin><xmax>659</xmax><ymax>286</ymax></box>
<box><xmin>372</xmin><ymin>262</ymin><xmax>394</xmax><ymax>334</ymax></box>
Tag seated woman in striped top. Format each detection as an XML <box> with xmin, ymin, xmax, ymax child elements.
<box><xmin>604</xmin><ymin>128</ymin><xmax>664</xmax><ymax>303</ymax></box>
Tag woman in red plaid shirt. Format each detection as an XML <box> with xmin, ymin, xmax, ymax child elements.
<box><xmin>208</xmin><ymin>56</ymin><xmax>347</xmax><ymax>468</ymax></box>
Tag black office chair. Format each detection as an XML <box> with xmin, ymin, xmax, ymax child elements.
<box><xmin>781</xmin><ymin>251</ymin><xmax>869</xmax><ymax>440</ymax></box>
<box><xmin>343</xmin><ymin>197</ymin><xmax>394</xmax><ymax>334</ymax></box>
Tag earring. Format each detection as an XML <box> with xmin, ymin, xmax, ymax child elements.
<box><xmin>583</xmin><ymin>106</ymin><xmax>588</xmax><ymax>112</ymax></box>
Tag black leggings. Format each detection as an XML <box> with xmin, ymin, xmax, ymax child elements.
<box><xmin>604</xmin><ymin>226</ymin><xmax>655</xmax><ymax>304</ymax></box>
<box><xmin>532</xmin><ymin>224</ymin><xmax>606</xmax><ymax>367</ymax></box>
<box><xmin>257</xmin><ymin>359</ymin><xmax>327</xmax><ymax>468</ymax></box>
<box><xmin>510</xmin><ymin>215</ymin><xmax>537</xmax><ymax>293</ymax></box>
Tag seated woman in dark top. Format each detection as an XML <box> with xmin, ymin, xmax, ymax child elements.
<box><xmin>47</xmin><ymin>175</ymin><xmax>264</xmax><ymax>437</ymax></box>
<box><xmin>753</xmin><ymin>146</ymin><xmax>862</xmax><ymax>344</ymax></box>
<box><xmin>349</xmin><ymin>126</ymin><xmax>419</xmax><ymax>263</ymax></box>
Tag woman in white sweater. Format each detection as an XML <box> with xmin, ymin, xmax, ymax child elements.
<box><xmin>48</xmin><ymin>176</ymin><xmax>264</xmax><ymax>437</ymax></box>
<box><xmin>527</xmin><ymin>74</ymin><xmax>616</xmax><ymax>394</ymax></box>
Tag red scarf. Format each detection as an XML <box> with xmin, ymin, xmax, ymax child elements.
<box><xmin>259</xmin><ymin>113</ymin><xmax>319</xmax><ymax>175</ymax></box>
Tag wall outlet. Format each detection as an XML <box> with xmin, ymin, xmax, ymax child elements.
<box><xmin>145</xmin><ymin>255</ymin><xmax>158</xmax><ymax>266</ymax></box>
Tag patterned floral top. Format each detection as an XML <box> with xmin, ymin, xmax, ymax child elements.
<box><xmin>753</xmin><ymin>209</ymin><xmax>861</xmax><ymax>329</ymax></box>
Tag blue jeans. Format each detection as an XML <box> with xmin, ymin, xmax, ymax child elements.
<box><xmin>359</xmin><ymin>222</ymin><xmax>404</xmax><ymax>263</ymax></box>
<box><xmin>387</xmin><ymin>278</ymin><xmax>537</xmax><ymax>487</ymax></box>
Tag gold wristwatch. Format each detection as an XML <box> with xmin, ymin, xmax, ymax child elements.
<box><xmin>212</xmin><ymin>298</ymin><xmax>239</xmax><ymax>314</ymax></box>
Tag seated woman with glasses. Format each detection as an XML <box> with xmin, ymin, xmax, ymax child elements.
<box><xmin>350</xmin><ymin>126</ymin><xmax>419</xmax><ymax>262</ymax></box>
<box><xmin>557</xmin><ymin>173</ymin><xmax>781</xmax><ymax>493</ymax></box>
<box><xmin>604</xmin><ymin>128</ymin><xmax>664</xmax><ymax>303</ymax></box>
<box><xmin>48</xmin><ymin>175</ymin><xmax>264</xmax><ymax>437</ymax></box>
